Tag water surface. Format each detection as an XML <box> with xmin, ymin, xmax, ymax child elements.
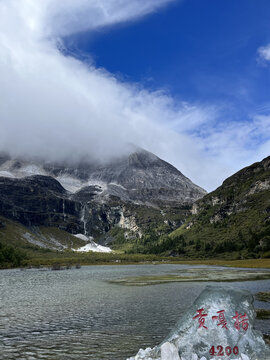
<box><xmin>0</xmin><ymin>264</ymin><xmax>269</xmax><ymax>360</ymax></box>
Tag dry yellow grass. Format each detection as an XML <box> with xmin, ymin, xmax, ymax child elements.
<box><xmin>169</xmin><ymin>258</ymin><xmax>270</xmax><ymax>269</ymax></box>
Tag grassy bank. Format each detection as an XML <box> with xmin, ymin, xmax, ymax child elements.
<box><xmin>169</xmin><ymin>258</ymin><xmax>270</xmax><ymax>269</ymax></box>
<box><xmin>3</xmin><ymin>252</ymin><xmax>269</xmax><ymax>269</ymax></box>
<box><xmin>1</xmin><ymin>231</ymin><xmax>270</xmax><ymax>269</ymax></box>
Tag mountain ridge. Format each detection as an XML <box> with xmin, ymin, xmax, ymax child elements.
<box><xmin>0</xmin><ymin>147</ymin><xmax>205</xmax><ymax>252</ymax></box>
<box><xmin>0</xmin><ymin>147</ymin><xmax>206</xmax><ymax>206</ymax></box>
<box><xmin>1</xmin><ymin>153</ymin><xmax>270</xmax><ymax>261</ymax></box>
<box><xmin>166</xmin><ymin>156</ymin><xmax>270</xmax><ymax>258</ymax></box>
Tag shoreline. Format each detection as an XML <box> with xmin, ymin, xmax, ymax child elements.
<box><xmin>1</xmin><ymin>258</ymin><xmax>270</xmax><ymax>270</ymax></box>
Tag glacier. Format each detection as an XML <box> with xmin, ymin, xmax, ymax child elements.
<box><xmin>74</xmin><ymin>234</ymin><xmax>112</xmax><ymax>253</ymax></box>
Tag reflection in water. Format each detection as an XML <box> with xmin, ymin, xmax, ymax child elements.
<box><xmin>0</xmin><ymin>265</ymin><xmax>269</xmax><ymax>359</ymax></box>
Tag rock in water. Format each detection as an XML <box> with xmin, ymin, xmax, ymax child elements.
<box><xmin>127</xmin><ymin>286</ymin><xmax>270</xmax><ymax>360</ymax></box>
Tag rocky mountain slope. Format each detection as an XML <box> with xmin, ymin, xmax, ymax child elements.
<box><xmin>1</xmin><ymin>149</ymin><xmax>270</xmax><ymax>259</ymax></box>
<box><xmin>161</xmin><ymin>156</ymin><xmax>270</xmax><ymax>258</ymax></box>
<box><xmin>0</xmin><ymin>148</ymin><xmax>206</xmax><ymax>251</ymax></box>
<box><xmin>0</xmin><ymin>148</ymin><xmax>205</xmax><ymax>205</ymax></box>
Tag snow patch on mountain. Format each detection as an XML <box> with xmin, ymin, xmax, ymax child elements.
<box><xmin>109</xmin><ymin>182</ymin><xmax>127</xmax><ymax>190</ymax></box>
<box><xmin>0</xmin><ymin>161</ymin><xmax>46</xmax><ymax>178</ymax></box>
<box><xmin>0</xmin><ymin>148</ymin><xmax>207</xmax><ymax>206</ymax></box>
<box><xmin>0</xmin><ymin>171</ymin><xmax>14</xmax><ymax>178</ymax></box>
<box><xmin>74</xmin><ymin>234</ymin><xmax>112</xmax><ymax>253</ymax></box>
<box><xmin>20</xmin><ymin>164</ymin><xmax>46</xmax><ymax>176</ymax></box>
<box><xmin>56</xmin><ymin>175</ymin><xmax>85</xmax><ymax>193</ymax></box>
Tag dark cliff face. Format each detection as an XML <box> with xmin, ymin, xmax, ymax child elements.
<box><xmin>0</xmin><ymin>176</ymin><xmax>81</xmax><ymax>232</ymax></box>
<box><xmin>0</xmin><ymin>175</ymin><xmax>125</xmax><ymax>237</ymax></box>
<box><xmin>0</xmin><ymin>173</ymin><xmax>186</xmax><ymax>241</ymax></box>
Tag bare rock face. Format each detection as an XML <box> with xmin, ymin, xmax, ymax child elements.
<box><xmin>0</xmin><ymin>147</ymin><xmax>206</xmax><ymax>206</ymax></box>
<box><xmin>128</xmin><ymin>286</ymin><xmax>270</xmax><ymax>360</ymax></box>
<box><xmin>85</xmin><ymin>149</ymin><xmax>206</xmax><ymax>205</ymax></box>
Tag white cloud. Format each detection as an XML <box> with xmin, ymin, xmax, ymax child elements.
<box><xmin>258</xmin><ymin>43</ymin><xmax>270</xmax><ymax>62</ymax></box>
<box><xmin>47</xmin><ymin>0</ymin><xmax>178</xmax><ymax>37</ymax></box>
<box><xmin>0</xmin><ymin>0</ymin><xmax>269</xmax><ymax>192</ymax></box>
<box><xmin>1</xmin><ymin>0</ymin><xmax>176</xmax><ymax>39</ymax></box>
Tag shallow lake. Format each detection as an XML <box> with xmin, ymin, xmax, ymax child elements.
<box><xmin>0</xmin><ymin>264</ymin><xmax>269</xmax><ymax>360</ymax></box>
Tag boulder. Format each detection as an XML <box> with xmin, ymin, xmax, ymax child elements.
<box><xmin>128</xmin><ymin>286</ymin><xmax>270</xmax><ymax>360</ymax></box>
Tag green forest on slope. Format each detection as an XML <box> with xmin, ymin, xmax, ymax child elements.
<box><xmin>124</xmin><ymin>157</ymin><xmax>270</xmax><ymax>259</ymax></box>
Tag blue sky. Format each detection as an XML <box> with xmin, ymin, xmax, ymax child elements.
<box><xmin>1</xmin><ymin>0</ymin><xmax>270</xmax><ymax>190</ymax></box>
<box><xmin>65</xmin><ymin>0</ymin><xmax>270</xmax><ymax>121</ymax></box>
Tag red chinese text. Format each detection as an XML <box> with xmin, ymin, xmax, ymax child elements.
<box><xmin>232</xmin><ymin>312</ymin><xmax>249</xmax><ymax>331</ymax></box>
<box><xmin>193</xmin><ymin>308</ymin><xmax>208</xmax><ymax>329</ymax></box>
<box><xmin>212</xmin><ymin>310</ymin><xmax>228</xmax><ymax>330</ymax></box>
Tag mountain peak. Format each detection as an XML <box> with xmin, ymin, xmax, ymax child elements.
<box><xmin>0</xmin><ymin>147</ymin><xmax>206</xmax><ymax>206</ymax></box>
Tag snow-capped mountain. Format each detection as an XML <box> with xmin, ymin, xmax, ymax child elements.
<box><xmin>0</xmin><ymin>148</ymin><xmax>206</xmax><ymax>248</ymax></box>
<box><xmin>0</xmin><ymin>148</ymin><xmax>206</xmax><ymax>206</ymax></box>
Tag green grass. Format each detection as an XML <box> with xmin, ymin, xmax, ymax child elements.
<box><xmin>1</xmin><ymin>201</ymin><xmax>270</xmax><ymax>269</ymax></box>
<box><xmin>100</xmin><ymin>202</ymin><xmax>190</xmax><ymax>253</ymax></box>
<box><xmin>140</xmin><ymin>188</ymin><xmax>270</xmax><ymax>259</ymax></box>
<box><xmin>109</xmin><ymin>268</ymin><xmax>270</xmax><ymax>286</ymax></box>
<box><xmin>256</xmin><ymin>309</ymin><xmax>270</xmax><ymax>320</ymax></box>
<box><xmin>169</xmin><ymin>258</ymin><xmax>270</xmax><ymax>268</ymax></box>
<box><xmin>0</xmin><ymin>216</ymin><xmax>86</xmax><ymax>253</ymax></box>
<box><xmin>10</xmin><ymin>252</ymin><xmax>270</xmax><ymax>270</ymax></box>
<box><xmin>256</xmin><ymin>291</ymin><xmax>270</xmax><ymax>302</ymax></box>
<box><xmin>21</xmin><ymin>252</ymin><xmax>171</xmax><ymax>268</ymax></box>
<box><xmin>149</xmin><ymin>160</ymin><xmax>270</xmax><ymax>259</ymax></box>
